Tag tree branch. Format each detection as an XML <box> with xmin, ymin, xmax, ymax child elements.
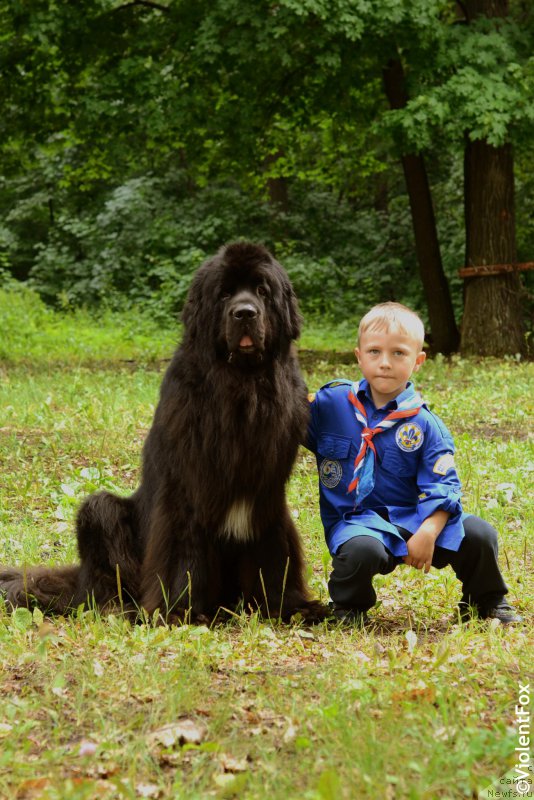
<box><xmin>113</xmin><ymin>1</ymin><xmax>170</xmax><ymax>13</ymax></box>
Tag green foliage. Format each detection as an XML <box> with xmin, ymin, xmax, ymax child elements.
<box><xmin>0</xmin><ymin>283</ymin><xmax>176</xmax><ymax>365</ymax></box>
<box><xmin>279</xmin><ymin>190</ymin><xmax>421</xmax><ymax>319</ymax></box>
<box><xmin>2</xmin><ymin>157</ymin><xmax>525</xmax><ymax>331</ymax></box>
<box><xmin>0</xmin><ymin>0</ymin><xmax>533</xmax><ymax>340</ymax></box>
<box><xmin>28</xmin><ymin>175</ymin><xmax>236</xmax><ymax>311</ymax></box>
<box><xmin>383</xmin><ymin>15</ymin><xmax>534</xmax><ymax>152</ymax></box>
<box><xmin>19</xmin><ymin>176</ymin><xmax>428</xmax><ymax>323</ymax></box>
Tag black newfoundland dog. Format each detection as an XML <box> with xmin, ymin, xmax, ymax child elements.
<box><xmin>0</xmin><ymin>242</ymin><xmax>325</xmax><ymax>623</ymax></box>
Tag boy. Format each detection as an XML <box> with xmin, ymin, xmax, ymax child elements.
<box><xmin>307</xmin><ymin>302</ymin><xmax>521</xmax><ymax>625</ymax></box>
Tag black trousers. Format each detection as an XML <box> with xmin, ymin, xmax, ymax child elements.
<box><xmin>328</xmin><ymin>515</ymin><xmax>508</xmax><ymax>613</ymax></box>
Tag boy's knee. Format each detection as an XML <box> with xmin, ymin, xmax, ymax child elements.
<box><xmin>334</xmin><ymin>535</ymin><xmax>391</xmax><ymax>576</ymax></box>
<box><xmin>463</xmin><ymin>515</ymin><xmax>498</xmax><ymax>552</ymax></box>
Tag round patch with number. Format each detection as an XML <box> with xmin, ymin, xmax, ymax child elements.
<box><xmin>319</xmin><ymin>458</ymin><xmax>343</xmax><ymax>488</ymax></box>
<box><xmin>395</xmin><ymin>422</ymin><xmax>424</xmax><ymax>452</ymax></box>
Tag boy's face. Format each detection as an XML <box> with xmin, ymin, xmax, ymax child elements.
<box><xmin>355</xmin><ymin>328</ymin><xmax>426</xmax><ymax>407</ymax></box>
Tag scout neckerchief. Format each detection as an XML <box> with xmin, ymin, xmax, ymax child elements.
<box><xmin>347</xmin><ymin>380</ymin><xmax>423</xmax><ymax>503</ymax></box>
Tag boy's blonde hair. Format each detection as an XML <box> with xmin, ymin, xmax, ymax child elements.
<box><xmin>358</xmin><ymin>302</ymin><xmax>425</xmax><ymax>349</ymax></box>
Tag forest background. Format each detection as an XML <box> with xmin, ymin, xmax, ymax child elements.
<box><xmin>1</xmin><ymin>0</ymin><xmax>533</xmax><ymax>355</ymax></box>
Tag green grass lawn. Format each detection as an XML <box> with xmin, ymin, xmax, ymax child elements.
<box><xmin>0</xmin><ymin>288</ymin><xmax>533</xmax><ymax>799</ymax></box>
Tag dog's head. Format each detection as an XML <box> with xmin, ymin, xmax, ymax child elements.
<box><xmin>182</xmin><ymin>242</ymin><xmax>302</xmax><ymax>366</ymax></box>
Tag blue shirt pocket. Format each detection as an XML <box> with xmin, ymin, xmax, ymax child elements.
<box><xmin>380</xmin><ymin>443</ymin><xmax>418</xmax><ymax>477</ymax></box>
<box><xmin>317</xmin><ymin>434</ymin><xmax>353</xmax><ymax>491</ymax></box>
<box><xmin>317</xmin><ymin>434</ymin><xmax>352</xmax><ymax>460</ymax></box>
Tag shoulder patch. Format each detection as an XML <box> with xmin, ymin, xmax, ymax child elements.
<box><xmin>433</xmin><ymin>453</ymin><xmax>455</xmax><ymax>475</ymax></box>
<box><xmin>311</xmin><ymin>379</ymin><xmax>352</xmax><ymax>401</ymax></box>
<box><xmin>319</xmin><ymin>379</ymin><xmax>353</xmax><ymax>391</ymax></box>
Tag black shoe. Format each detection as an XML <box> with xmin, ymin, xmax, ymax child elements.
<box><xmin>478</xmin><ymin>601</ymin><xmax>523</xmax><ymax>625</ymax></box>
<box><xmin>458</xmin><ymin>600</ymin><xmax>522</xmax><ymax>625</ymax></box>
<box><xmin>329</xmin><ymin>604</ymin><xmax>368</xmax><ymax>627</ymax></box>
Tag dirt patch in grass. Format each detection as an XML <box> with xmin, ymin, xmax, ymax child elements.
<box><xmin>297</xmin><ymin>349</ymin><xmax>355</xmax><ymax>369</ymax></box>
<box><xmin>455</xmin><ymin>422</ymin><xmax>531</xmax><ymax>441</ymax></box>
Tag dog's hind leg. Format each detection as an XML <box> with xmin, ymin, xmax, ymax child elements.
<box><xmin>0</xmin><ymin>492</ymin><xmax>141</xmax><ymax>617</ymax></box>
<box><xmin>75</xmin><ymin>491</ymin><xmax>141</xmax><ymax>612</ymax></box>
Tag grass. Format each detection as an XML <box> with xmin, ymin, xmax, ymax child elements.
<box><xmin>0</xmin><ymin>287</ymin><xmax>533</xmax><ymax>800</ymax></box>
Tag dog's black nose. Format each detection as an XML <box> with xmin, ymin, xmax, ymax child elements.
<box><xmin>232</xmin><ymin>303</ymin><xmax>257</xmax><ymax>320</ymax></box>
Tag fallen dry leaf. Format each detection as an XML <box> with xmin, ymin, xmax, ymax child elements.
<box><xmin>93</xmin><ymin>659</ymin><xmax>105</xmax><ymax>677</ymax></box>
<box><xmin>392</xmin><ymin>686</ymin><xmax>436</xmax><ymax>703</ymax></box>
<box><xmin>0</xmin><ymin>723</ymin><xmax>13</xmax><ymax>736</ymax></box>
<box><xmin>78</xmin><ymin>740</ymin><xmax>98</xmax><ymax>757</ymax></box>
<box><xmin>353</xmin><ymin>650</ymin><xmax>371</xmax><ymax>662</ymax></box>
<box><xmin>212</xmin><ymin>772</ymin><xmax>248</xmax><ymax>796</ymax></box>
<box><xmin>294</xmin><ymin>630</ymin><xmax>315</xmax><ymax>640</ymax></box>
<box><xmin>282</xmin><ymin>722</ymin><xmax>297</xmax><ymax>744</ymax></box>
<box><xmin>147</xmin><ymin>718</ymin><xmax>207</xmax><ymax>750</ymax></box>
<box><xmin>405</xmin><ymin>630</ymin><xmax>417</xmax><ymax>653</ymax></box>
<box><xmin>219</xmin><ymin>754</ymin><xmax>249</xmax><ymax>773</ymax></box>
<box><xmin>16</xmin><ymin>777</ymin><xmax>115</xmax><ymax>800</ymax></box>
<box><xmin>136</xmin><ymin>782</ymin><xmax>163</xmax><ymax>798</ymax></box>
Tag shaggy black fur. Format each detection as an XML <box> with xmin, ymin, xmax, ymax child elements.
<box><xmin>0</xmin><ymin>243</ymin><xmax>325</xmax><ymax>623</ymax></box>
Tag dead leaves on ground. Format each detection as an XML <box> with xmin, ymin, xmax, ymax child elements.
<box><xmin>147</xmin><ymin>717</ymin><xmax>208</xmax><ymax>750</ymax></box>
<box><xmin>2</xmin><ymin>618</ymin><xmax>531</xmax><ymax>799</ymax></box>
<box><xmin>147</xmin><ymin>715</ymin><xmax>254</xmax><ymax>797</ymax></box>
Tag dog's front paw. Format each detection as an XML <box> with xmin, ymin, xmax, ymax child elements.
<box><xmin>285</xmin><ymin>599</ymin><xmax>330</xmax><ymax>623</ymax></box>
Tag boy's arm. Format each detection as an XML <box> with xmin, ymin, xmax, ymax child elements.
<box><xmin>403</xmin><ymin>509</ymin><xmax>450</xmax><ymax>572</ymax></box>
<box><xmin>415</xmin><ymin>411</ymin><xmax>463</xmax><ymax>527</ymax></box>
<box><xmin>403</xmin><ymin>411</ymin><xmax>463</xmax><ymax>572</ymax></box>
<box><xmin>303</xmin><ymin>392</ymin><xmax>318</xmax><ymax>451</ymax></box>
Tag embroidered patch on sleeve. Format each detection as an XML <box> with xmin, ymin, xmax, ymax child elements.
<box><xmin>433</xmin><ymin>453</ymin><xmax>455</xmax><ymax>475</ymax></box>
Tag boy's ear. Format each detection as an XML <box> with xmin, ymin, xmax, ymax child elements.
<box><xmin>354</xmin><ymin>347</ymin><xmax>360</xmax><ymax>363</ymax></box>
<box><xmin>413</xmin><ymin>351</ymin><xmax>426</xmax><ymax>372</ymax></box>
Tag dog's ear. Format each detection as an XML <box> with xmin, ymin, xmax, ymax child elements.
<box><xmin>181</xmin><ymin>272</ymin><xmax>203</xmax><ymax>337</ymax></box>
<box><xmin>282</xmin><ymin>278</ymin><xmax>302</xmax><ymax>341</ymax></box>
<box><xmin>269</xmin><ymin>254</ymin><xmax>302</xmax><ymax>340</ymax></box>
<box><xmin>181</xmin><ymin>255</ymin><xmax>219</xmax><ymax>339</ymax></box>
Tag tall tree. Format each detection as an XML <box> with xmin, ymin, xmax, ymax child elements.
<box><xmin>383</xmin><ymin>58</ymin><xmax>460</xmax><ymax>354</ymax></box>
<box><xmin>461</xmin><ymin>0</ymin><xmax>524</xmax><ymax>355</ymax></box>
<box><xmin>382</xmin><ymin>0</ymin><xmax>533</xmax><ymax>354</ymax></box>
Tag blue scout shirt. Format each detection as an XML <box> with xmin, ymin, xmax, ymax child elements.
<box><xmin>306</xmin><ymin>379</ymin><xmax>466</xmax><ymax>557</ymax></box>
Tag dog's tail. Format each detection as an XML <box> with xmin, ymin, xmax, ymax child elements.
<box><xmin>0</xmin><ymin>565</ymin><xmax>80</xmax><ymax>615</ymax></box>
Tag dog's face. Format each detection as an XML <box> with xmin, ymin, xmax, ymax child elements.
<box><xmin>182</xmin><ymin>243</ymin><xmax>301</xmax><ymax>366</ymax></box>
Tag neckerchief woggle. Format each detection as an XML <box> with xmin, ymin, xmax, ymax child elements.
<box><xmin>348</xmin><ymin>380</ymin><xmax>423</xmax><ymax>504</ymax></box>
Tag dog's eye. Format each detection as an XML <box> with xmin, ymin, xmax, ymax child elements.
<box><xmin>220</xmin><ymin>292</ymin><xmax>231</xmax><ymax>301</ymax></box>
<box><xmin>257</xmin><ymin>285</ymin><xmax>269</xmax><ymax>297</ymax></box>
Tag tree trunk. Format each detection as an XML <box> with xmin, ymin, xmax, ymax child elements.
<box><xmin>461</xmin><ymin>139</ymin><xmax>523</xmax><ymax>355</ymax></box>
<box><xmin>383</xmin><ymin>59</ymin><xmax>460</xmax><ymax>355</ymax></box>
<box><xmin>263</xmin><ymin>151</ymin><xmax>289</xmax><ymax>211</ymax></box>
<box><xmin>460</xmin><ymin>0</ymin><xmax>524</xmax><ymax>356</ymax></box>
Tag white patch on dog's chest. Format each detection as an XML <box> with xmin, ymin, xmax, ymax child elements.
<box><xmin>222</xmin><ymin>500</ymin><xmax>254</xmax><ymax>542</ymax></box>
